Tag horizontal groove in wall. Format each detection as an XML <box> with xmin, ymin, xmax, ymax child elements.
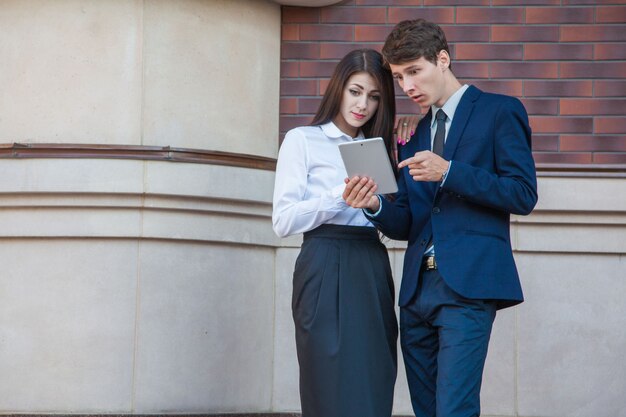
<box><xmin>0</xmin><ymin>192</ymin><xmax>277</xmax><ymax>246</ymax></box>
<box><xmin>2</xmin><ymin>143</ymin><xmax>626</xmax><ymax>177</ymax></box>
<box><xmin>536</xmin><ymin>163</ymin><xmax>626</xmax><ymax>178</ymax></box>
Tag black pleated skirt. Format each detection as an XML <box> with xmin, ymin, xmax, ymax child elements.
<box><xmin>292</xmin><ymin>224</ymin><xmax>398</xmax><ymax>417</ymax></box>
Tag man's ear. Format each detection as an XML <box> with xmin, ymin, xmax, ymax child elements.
<box><xmin>437</xmin><ymin>50</ymin><xmax>450</xmax><ymax>71</ymax></box>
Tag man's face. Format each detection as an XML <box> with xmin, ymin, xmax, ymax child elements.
<box><xmin>389</xmin><ymin>53</ymin><xmax>448</xmax><ymax>109</ymax></box>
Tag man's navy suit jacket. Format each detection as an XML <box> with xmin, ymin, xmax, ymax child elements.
<box><xmin>368</xmin><ymin>85</ymin><xmax>538</xmax><ymax>309</ymax></box>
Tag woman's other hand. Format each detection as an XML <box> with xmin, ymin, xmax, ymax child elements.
<box><xmin>394</xmin><ymin>115</ymin><xmax>419</xmax><ymax>146</ymax></box>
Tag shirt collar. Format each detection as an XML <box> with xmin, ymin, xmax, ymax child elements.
<box><xmin>321</xmin><ymin>121</ymin><xmax>365</xmax><ymax>141</ymax></box>
<box><xmin>430</xmin><ymin>84</ymin><xmax>469</xmax><ymax>128</ymax></box>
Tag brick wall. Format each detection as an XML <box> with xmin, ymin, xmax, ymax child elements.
<box><xmin>280</xmin><ymin>1</ymin><xmax>626</xmax><ymax>166</ymax></box>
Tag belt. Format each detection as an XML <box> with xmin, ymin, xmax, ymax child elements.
<box><xmin>422</xmin><ymin>255</ymin><xmax>437</xmax><ymax>270</ymax></box>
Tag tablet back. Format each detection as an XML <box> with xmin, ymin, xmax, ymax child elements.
<box><xmin>338</xmin><ymin>137</ymin><xmax>398</xmax><ymax>194</ymax></box>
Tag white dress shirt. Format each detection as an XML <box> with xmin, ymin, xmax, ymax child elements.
<box><xmin>429</xmin><ymin>84</ymin><xmax>469</xmax><ymax>149</ymax></box>
<box><xmin>424</xmin><ymin>84</ymin><xmax>469</xmax><ymax>256</ymax></box>
<box><xmin>272</xmin><ymin>122</ymin><xmax>374</xmax><ymax>237</ymax></box>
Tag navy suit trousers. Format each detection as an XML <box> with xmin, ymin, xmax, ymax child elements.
<box><xmin>400</xmin><ymin>268</ymin><xmax>496</xmax><ymax>417</ymax></box>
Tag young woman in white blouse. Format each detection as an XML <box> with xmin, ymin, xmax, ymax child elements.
<box><xmin>272</xmin><ymin>49</ymin><xmax>414</xmax><ymax>417</ymax></box>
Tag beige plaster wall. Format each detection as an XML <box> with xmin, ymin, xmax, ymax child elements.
<box><xmin>0</xmin><ymin>158</ymin><xmax>277</xmax><ymax>413</ymax></box>
<box><xmin>142</xmin><ymin>0</ymin><xmax>280</xmax><ymax>157</ymax></box>
<box><xmin>0</xmin><ymin>0</ymin><xmax>280</xmax><ymax>157</ymax></box>
<box><xmin>0</xmin><ymin>0</ymin><xmax>143</xmax><ymax>144</ymax></box>
<box><xmin>0</xmin><ymin>0</ymin><xmax>281</xmax><ymax>413</ymax></box>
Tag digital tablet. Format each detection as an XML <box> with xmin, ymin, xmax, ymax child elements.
<box><xmin>338</xmin><ymin>137</ymin><xmax>398</xmax><ymax>194</ymax></box>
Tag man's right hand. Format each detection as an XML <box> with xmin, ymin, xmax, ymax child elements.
<box><xmin>342</xmin><ymin>176</ymin><xmax>380</xmax><ymax>212</ymax></box>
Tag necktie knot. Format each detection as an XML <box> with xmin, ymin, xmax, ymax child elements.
<box><xmin>436</xmin><ymin>109</ymin><xmax>447</xmax><ymax>122</ymax></box>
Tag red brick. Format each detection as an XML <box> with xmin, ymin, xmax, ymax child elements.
<box><xmin>282</xmin><ymin>7</ymin><xmax>320</xmax><ymax>23</ymax></box>
<box><xmin>320</xmin><ymin>42</ymin><xmax>381</xmax><ymax>59</ymax></box>
<box><xmin>300</xmin><ymin>24</ymin><xmax>354</xmax><ymax>41</ymax></box>
<box><xmin>356</xmin><ymin>0</ymin><xmax>420</xmax><ymax>5</ymax></box>
<box><xmin>448</xmin><ymin>43</ymin><xmax>457</xmax><ymax>59</ymax></box>
<box><xmin>282</xmin><ymin>24</ymin><xmax>299</xmax><ymax>41</ymax></box>
<box><xmin>280</xmin><ymin>98</ymin><xmax>298</xmax><ymax>114</ymax></box>
<box><xmin>533</xmin><ymin>152</ymin><xmax>593</xmax><ymax>164</ymax></box>
<box><xmin>456</xmin><ymin>7</ymin><xmax>523</xmax><ymax>24</ymax></box>
<box><xmin>530</xmin><ymin>117</ymin><xmax>593</xmax><ymax>133</ymax></box>
<box><xmin>532</xmin><ymin>135</ymin><xmax>560</xmax><ymax>151</ymax></box>
<box><xmin>396</xmin><ymin>97</ymin><xmax>422</xmax><ymax>115</ymax></box>
<box><xmin>355</xmin><ymin>25</ymin><xmax>394</xmax><ymax>42</ymax></box>
<box><xmin>560</xmin><ymin>135</ymin><xmax>626</xmax><ymax>152</ymax></box>
<box><xmin>525</xmin><ymin>7</ymin><xmax>593</xmax><ymax>24</ymax></box>
<box><xmin>453</xmin><ymin>62</ymin><xmax>490</xmax><ymax>79</ymax></box>
<box><xmin>388</xmin><ymin>7</ymin><xmax>456</xmax><ymax>24</ymax></box>
<box><xmin>320</xmin><ymin>79</ymin><xmax>331</xmax><ymax>95</ymax></box>
<box><xmin>440</xmin><ymin>25</ymin><xmax>490</xmax><ymax>42</ymax></box>
<box><xmin>280</xmin><ymin>115</ymin><xmax>314</xmax><ymax>133</ymax></box>
<box><xmin>493</xmin><ymin>0</ymin><xmax>559</xmax><ymax>4</ymax></box>
<box><xmin>491</xmin><ymin>62</ymin><xmax>559</xmax><ymax>79</ymax></box>
<box><xmin>281</xmin><ymin>79</ymin><xmax>318</xmax><ymax>96</ymax></box>
<box><xmin>299</xmin><ymin>61</ymin><xmax>339</xmax><ymax>78</ymax></box>
<box><xmin>560</xmin><ymin>99</ymin><xmax>626</xmax><ymax>116</ymax></box>
<box><xmin>524</xmin><ymin>81</ymin><xmax>592</xmax><ymax>97</ymax></box>
<box><xmin>563</xmin><ymin>0</ymin><xmax>626</xmax><ymax>4</ymax></box>
<box><xmin>455</xmin><ymin>44</ymin><xmax>523</xmax><ymax>60</ymax></box>
<box><xmin>595</xmin><ymin>118</ymin><xmax>626</xmax><ymax>134</ymax></box>
<box><xmin>594</xmin><ymin>44</ymin><xmax>626</xmax><ymax>60</ymax></box>
<box><xmin>561</xmin><ymin>26</ymin><xmax>626</xmax><ymax>42</ymax></box>
<box><xmin>425</xmin><ymin>0</ymin><xmax>488</xmax><ymax>4</ymax></box>
<box><xmin>492</xmin><ymin>26</ymin><xmax>559</xmax><ymax>42</ymax></box>
<box><xmin>520</xmin><ymin>99</ymin><xmax>559</xmax><ymax>116</ymax></box>
<box><xmin>463</xmin><ymin>80</ymin><xmax>523</xmax><ymax>96</ymax></box>
<box><xmin>298</xmin><ymin>97</ymin><xmax>322</xmax><ymax>114</ymax></box>
<box><xmin>593</xmin><ymin>153</ymin><xmax>626</xmax><ymax>164</ymax></box>
<box><xmin>321</xmin><ymin>7</ymin><xmax>387</xmax><ymax>24</ymax></box>
<box><xmin>524</xmin><ymin>44</ymin><xmax>593</xmax><ymax>60</ymax></box>
<box><xmin>561</xmin><ymin>62</ymin><xmax>626</xmax><ymax>79</ymax></box>
<box><xmin>596</xmin><ymin>6</ymin><xmax>626</xmax><ymax>23</ymax></box>
<box><xmin>281</xmin><ymin>42</ymin><xmax>320</xmax><ymax>59</ymax></box>
<box><xmin>594</xmin><ymin>81</ymin><xmax>626</xmax><ymax>97</ymax></box>
<box><xmin>281</xmin><ymin>61</ymin><xmax>300</xmax><ymax>78</ymax></box>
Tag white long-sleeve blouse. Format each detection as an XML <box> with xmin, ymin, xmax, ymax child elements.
<box><xmin>272</xmin><ymin>122</ymin><xmax>374</xmax><ymax>238</ymax></box>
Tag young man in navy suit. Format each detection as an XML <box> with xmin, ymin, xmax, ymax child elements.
<box><xmin>343</xmin><ymin>19</ymin><xmax>538</xmax><ymax>417</ymax></box>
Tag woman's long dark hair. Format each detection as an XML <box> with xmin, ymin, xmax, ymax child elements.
<box><xmin>310</xmin><ymin>49</ymin><xmax>397</xmax><ymax>171</ymax></box>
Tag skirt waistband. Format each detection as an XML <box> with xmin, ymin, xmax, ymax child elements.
<box><xmin>303</xmin><ymin>224</ymin><xmax>379</xmax><ymax>241</ymax></box>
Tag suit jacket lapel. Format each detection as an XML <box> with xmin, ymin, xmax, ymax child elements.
<box><xmin>444</xmin><ymin>85</ymin><xmax>481</xmax><ymax>161</ymax></box>
<box><xmin>399</xmin><ymin>110</ymin><xmax>437</xmax><ymax>197</ymax></box>
<box><xmin>417</xmin><ymin>110</ymin><xmax>439</xmax><ymax>196</ymax></box>
<box><xmin>418</xmin><ymin>109</ymin><xmax>432</xmax><ymax>153</ymax></box>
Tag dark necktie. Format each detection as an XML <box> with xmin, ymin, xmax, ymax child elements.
<box><xmin>425</xmin><ymin>109</ymin><xmax>447</xmax><ymax>254</ymax></box>
<box><xmin>433</xmin><ymin>109</ymin><xmax>447</xmax><ymax>156</ymax></box>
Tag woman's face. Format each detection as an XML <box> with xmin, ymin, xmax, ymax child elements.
<box><xmin>333</xmin><ymin>72</ymin><xmax>380</xmax><ymax>138</ymax></box>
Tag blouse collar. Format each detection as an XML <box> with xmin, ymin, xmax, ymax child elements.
<box><xmin>321</xmin><ymin>121</ymin><xmax>365</xmax><ymax>141</ymax></box>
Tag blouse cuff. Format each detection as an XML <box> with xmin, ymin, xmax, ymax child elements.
<box><xmin>331</xmin><ymin>183</ymin><xmax>348</xmax><ymax>208</ymax></box>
